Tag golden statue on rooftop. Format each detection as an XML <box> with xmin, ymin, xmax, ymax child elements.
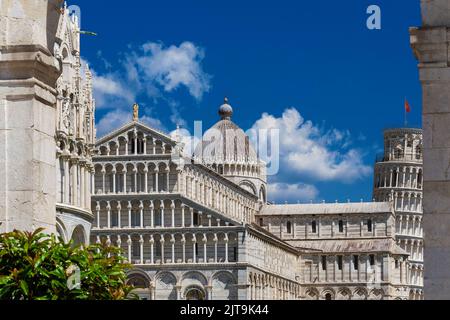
<box><xmin>133</xmin><ymin>103</ymin><xmax>139</xmax><ymax>122</ymax></box>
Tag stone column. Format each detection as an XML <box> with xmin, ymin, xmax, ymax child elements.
<box><xmin>205</xmin><ymin>286</ymin><xmax>212</xmax><ymax>300</ymax></box>
<box><xmin>112</xmin><ymin>168</ymin><xmax>116</xmax><ymax>194</ymax></box>
<box><xmin>202</xmin><ymin>234</ymin><xmax>207</xmax><ymax>263</ymax></box>
<box><xmin>123</xmin><ymin>169</ymin><xmax>127</xmax><ymax>194</ymax></box>
<box><xmin>139</xmin><ymin>202</ymin><xmax>144</xmax><ymax>228</ymax></box>
<box><xmin>155</xmin><ymin>169</ymin><xmax>159</xmax><ymax>192</ymax></box>
<box><xmin>139</xmin><ymin>236</ymin><xmax>144</xmax><ymax>265</ymax></box>
<box><xmin>63</xmin><ymin>157</ymin><xmax>70</xmax><ymax>203</ymax></box>
<box><xmin>128</xmin><ymin>202</ymin><xmax>132</xmax><ymax>228</ymax></box>
<box><xmin>0</xmin><ymin>0</ymin><xmax>64</xmax><ymax>233</ymax></box>
<box><xmin>171</xmin><ymin>201</ymin><xmax>175</xmax><ymax>228</ymax></box>
<box><xmin>144</xmin><ymin>167</ymin><xmax>148</xmax><ymax>193</ymax></box>
<box><xmin>149</xmin><ymin>236</ymin><xmax>155</xmax><ymax>264</ymax></box>
<box><xmin>85</xmin><ymin>167</ymin><xmax>91</xmax><ymax>209</ymax></box>
<box><xmin>117</xmin><ymin>203</ymin><xmax>122</xmax><ymax>229</ymax></box>
<box><xmin>181</xmin><ymin>235</ymin><xmax>186</xmax><ymax>263</ymax></box>
<box><xmin>127</xmin><ymin>236</ymin><xmax>132</xmax><ymax>263</ymax></box>
<box><xmin>106</xmin><ymin>202</ymin><xmax>111</xmax><ymax>229</ymax></box>
<box><xmin>171</xmin><ymin>235</ymin><xmax>175</xmax><ymax>263</ymax></box>
<box><xmin>181</xmin><ymin>205</ymin><xmax>185</xmax><ymax>227</ymax></box>
<box><xmin>224</xmin><ymin>235</ymin><xmax>229</xmax><ymax>263</ymax></box>
<box><xmin>133</xmin><ymin>168</ymin><xmax>137</xmax><ymax>193</ymax></box>
<box><xmin>214</xmin><ymin>234</ymin><xmax>218</xmax><ymax>263</ymax></box>
<box><xmin>96</xmin><ymin>202</ymin><xmax>100</xmax><ymax>229</ymax></box>
<box><xmin>117</xmin><ymin>236</ymin><xmax>122</xmax><ymax>255</ymax></box>
<box><xmin>101</xmin><ymin>168</ymin><xmax>106</xmax><ymax>195</ymax></box>
<box><xmin>71</xmin><ymin>159</ymin><xmax>78</xmax><ymax>206</ymax></box>
<box><xmin>150</xmin><ymin>201</ymin><xmax>155</xmax><ymax>228</ymax></box>
<box><xmin>410</xmin><ymin>0</ymin><xmax>450</xmax><ymax>299</ymax></box>
<box><xmin>160</xmin><ymin>237</ymin><xmax>165</xmax><ymax>264</ymax></box>
<box><xmin>160</xmin><ymin>201</ymin><xmax>165</xmax><ymax>228</ymax></box>
<box><xmin>166</xmin><ymin>169</ymin><xmax>170</xmax><ymax>192</ymax></box>
<box><xmin>77</xmin><ymin>164</ymin><xmax>85</xmax><ymax>206</ymax></box>
<box><xmin>192</xmin><ymin>235</ymin><xmax>197</xmax><ymax>263</ymax></box>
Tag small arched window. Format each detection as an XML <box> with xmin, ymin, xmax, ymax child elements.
<box><xmin>325</xmin><ymin>293</ymin><xmax>332</xmax><ymax>301</ymax></box>
<box><xmin>286</xmin><ymin>221</ymin><xmax>292</xmax><ymax>234</ymax></box>
<box><xmin>137</xmin><ymin>138</ymin><xmax>145</xmax><ymax>154</ymax></box>
<box><xmin>395</xmin><ymin>146</ymin><xmax>404</xmax><ymax>159</ymax></box>
<box><xmin>367</xmin><ymin>219</ymin><xmax>373</xmax><ymax>232</ymax></box>
<box><xmin>311</xmin><ymin>221</ymin><xmax>317</xmax><ymax>234</ymax></box>
<box><xmin>193</xmin><ymin>212</ymin><xmax>199</xmax><ymax>226</ymax></box>
<box><xmin>416</xmin><ymin>145</ymin><xmax>422</xmax><ymax>160</ymax></box>
<box><xmin>338</xmin><ymin>220</ymin><xmax>344</xmax><ymax>233</ymax></box>
<box><xmin>321</xmin><ymin>255</ymin><xmax>327</xmax><ymax>270</ymax></box>
<box><xmin>417</xmin><ymin>170</ymin><xmax>423</xmax><ymax>189</ymax></box>
<box><xmin>392</xmin><ymin>170</ymin><xmax>398</xmax><ymax>187</ymax></box>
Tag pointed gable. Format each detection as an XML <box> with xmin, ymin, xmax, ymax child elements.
<box><xmin>96</xmin><ymin>121</ymin><xmax>176</xmax><ymax>149</ymax></box>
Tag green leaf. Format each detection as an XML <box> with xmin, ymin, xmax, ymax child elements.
<box><xmin>19</xmin><ymin>280</ymin><xmax>29</xmax><ymax>297</ymax></box>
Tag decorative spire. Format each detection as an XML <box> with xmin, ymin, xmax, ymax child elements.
<box><xmin>219</xmin><ymin>97</ymin><xmax>233</xmax><ymax>120</ymax></box>
<box><xmin>133</xmin><ymin>103</ymin><xmax>139</xmax><ymax>122</ymax></box>
<box><xmin>175</xmin><ymin>124</ymin><xmax>181</xmax><ymax>142</ymax></box>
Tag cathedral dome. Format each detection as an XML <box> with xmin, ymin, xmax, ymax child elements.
<box><xmin>194</xmin><ymin>98</ymin><xmax>258</xmax><ymax>165</ymax></box>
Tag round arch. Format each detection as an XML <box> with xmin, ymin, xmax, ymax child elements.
<box><xmin>70</xmin><ymin>225</ymin><xmax>86</xmax><ymax>247</ymax></box>
<box><xmin>155</xmin><ymin>272</ymin><xmax>177</xmax><ymax>300</ymax></box>
<box><xmin>259</xmin><ymin>185</ymin><xmax>267</xmax><ymax>203</ymax></box>
<box><xmin>211</xmin><ymin>271</ymin><xmax>237</xmax><ymax>300</ymax></box>
<box><xmin>56</xmin><ymin>219</ymin><xmax>68</xmax><ymax>243</ymax></box>
<box><xmin>239</xmin><ymin>180</ymin><xmax>257</xmax><ymax>196</ymax></box>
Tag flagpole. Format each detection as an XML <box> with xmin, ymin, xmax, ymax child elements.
<box><xmin>404</xmin><ymin>97</ymin><xmax>408</xmax><ymax>128</ymax></box>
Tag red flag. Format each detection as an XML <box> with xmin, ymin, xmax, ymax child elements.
<box><xmin>405</xmin><ymin>99</ymin><xmax>411</xmax><ymax>113</ymax></box>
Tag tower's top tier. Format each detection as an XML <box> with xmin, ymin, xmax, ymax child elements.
<box><xmin>378</xmin><ymin>128</ymin><xmax>423</xmax><ymax>163</ymax></box>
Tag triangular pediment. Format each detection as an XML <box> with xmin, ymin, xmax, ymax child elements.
<box><xmin>96</xmin><ymin>121</ymin><xmax>176</xmax><ymax>147</ymax></box>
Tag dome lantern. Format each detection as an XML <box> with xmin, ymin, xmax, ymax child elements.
<box><xmin>219</xmin><ymin>97</ymin><xmax>233</xmax><ymax>120</ymax></box>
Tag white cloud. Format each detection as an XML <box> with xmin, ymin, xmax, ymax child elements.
<box><xmin>135</xmin><ymin>42</ymin><xmax>211</xmax><ymax>100</ymax></box>
<box><xmin>92</xmin><ymin>71</ymin><xmax>136</xmax><ymax>109</ymax></box>
<box><xmin>81</xmin><ymin>58</ymin><xmax>135</xmax><ymax>110</ymax></box>
<box><xmin>83</xmin><ymin>41</ymin><xmax>209</xmax><ymax>138</ymax></box>
<box><xmin>268</xmin><ymin>183</ymin><xmax>319</xmax><ymax>203</ymax></box>
<box><xmin>250</xmin><ymin>108</ymin><xmax>372</xmax><ymax>183</ymax></box>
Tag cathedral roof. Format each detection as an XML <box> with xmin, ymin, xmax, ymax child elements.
<box><xmin>286</xmin><ymin>238</ymin><xmax>408</xmax><ymax>255</ymax></box>
<box><xmin>194</xmin><ymin>98</ymin><xmax>258</xmax><ymax>164</ymax></box>
<box><xmin>258</xmin><ymin>202</ymin><xmax>393</xmax><ymax>216</ymax></box>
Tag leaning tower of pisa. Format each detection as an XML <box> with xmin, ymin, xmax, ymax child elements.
<box><xmin>373</xmin><ymin>128</ymin><xmax>424</xmax><ymax>299</ymax></box>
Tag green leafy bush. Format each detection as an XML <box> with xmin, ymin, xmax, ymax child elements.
<box><xmin>0</xmin><ymin>228</ymin><xmax>134</xmax><ymax>300</ymax></box>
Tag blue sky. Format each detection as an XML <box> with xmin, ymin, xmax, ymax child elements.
<box><xmin>73</xmin><ymin>0</ymin><xmax>422</xmax><ymax>203</ymax></box>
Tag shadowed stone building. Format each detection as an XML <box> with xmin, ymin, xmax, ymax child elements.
<box><xmin>0</xmin><ymin>1</ymin><xmax>95</xmax><ymax>244</ymax></box>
